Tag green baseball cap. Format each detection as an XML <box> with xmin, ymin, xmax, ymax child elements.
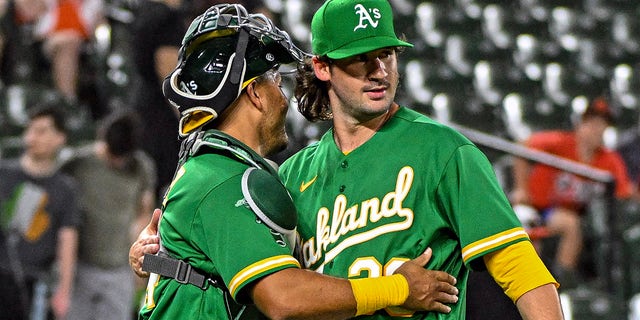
<box><xmin>311</xmin><ymin>0</ymin><xmax>413</xmax><ymax>59</ymax></box>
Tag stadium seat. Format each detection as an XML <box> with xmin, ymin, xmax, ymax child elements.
<box><xmin>575</xmin><ymin>38</ymin><xmax>610</xmax><ymax>80</ymax></box>
<box><xmin>547</xmin><ymin>6</ymin><xmax>581</xmax><ymax>54</ymax></box>
<box><xmin>473</xmin><ymin>59</ymin><xmax>530</xmax><ymax>107</ymax></box>
<box><xmin>444</xmin><ymin>34</ymin><xmax>480</xmax><ymax>77</ymax></box>
<box><xmin>512</xmin><ymin>34</ymin><xmax>546</xmax><ymax>81</ymax></box>
<box><xmin>414</xmin><ymin>2</ymin><xmax>448</xmax><ymax>50</ymax></box>
<box><xmin>609</xmin><ymin>64</ymin><xmax>640</xmax><ymax>129</ymax></box>
<box><xmin>541</xmin><ymin>62</ymin><xmax>597</xmax><ymax>107</ymax></box>
<box><xmin>609</xmin><ymin>13</ymin><xmax>640</xmax><ymax>64</ymax></box>
<box><xmin>481</xmin><ymin>4</ymin><xmax>518</xmax><ymax>51</ymax></box>
<box><xmin>401</xmin><ymin>58</ymin><xmax>471</xmax><ymax>116</ymax></box>
<box><xmin>501</xmin><ymin>92</ymin><xmax>534</xmax><ymax>141</ymax></box>
<box><xmin>508</xmin><ymin>90</ymin><xmax>573</xmax><ymax>133</ymax></box>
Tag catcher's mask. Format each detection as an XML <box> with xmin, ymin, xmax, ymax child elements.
<box><xmin>163</xmin><ymin>3</ymin><xmax>307</xmax><ymax>137</ymax></box>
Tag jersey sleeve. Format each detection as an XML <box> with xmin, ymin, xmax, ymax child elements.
<box><xmin>195</xmin><ymin>175</ymin><xmax>300</xmax><ymax>302</ymax></box>
<box><xmin>525</xmin><ymin>131</ymin><xmax>565</xmax><ymax>152</ymax></box>
<box><xmin>605</xmin><ymin>151</ymin><xmax>634</xmax><ymax>198</ymax></box>
<box><xmin>435</xmin><ymin>144</ymin><xmax>529</xmax><ymax>268</ymax></box>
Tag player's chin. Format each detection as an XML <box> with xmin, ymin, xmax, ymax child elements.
<box><xmin>265</xmin><ymin>133</ymin><xmax>288</xmax><ymax>157</ymax></box>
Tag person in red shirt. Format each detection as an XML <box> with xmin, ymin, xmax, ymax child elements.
<box><xmin>0</xmin><ymin>0</ymin><xmax>103</xmax><ymax>103</ymax></box>
<box><xmin>511</xmin><ymin>96</ymin><xmax>636</xmax><ymax>288</ymax></box>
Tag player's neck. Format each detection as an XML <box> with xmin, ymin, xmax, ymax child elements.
<box><xmin>332</xmin><ymin>104</ymin><xmax>398</xmax><ymax>153</ymax></box>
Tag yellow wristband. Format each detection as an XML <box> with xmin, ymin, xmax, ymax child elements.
<box><xmin>349</xmin><ymin>274</ymin><xmax>409</xmax><ymax>316</ymax></box>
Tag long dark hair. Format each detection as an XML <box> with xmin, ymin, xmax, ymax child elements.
<box><xmin>294</xmin><ymin>56</ymin><xmax>333</xmax><ymax>122</ymax></box>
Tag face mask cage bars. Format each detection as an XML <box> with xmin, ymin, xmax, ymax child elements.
<box><xmin>191</xmin><ymin>4</ymin><xmax>309</xmax><ymax>64</ymax></box>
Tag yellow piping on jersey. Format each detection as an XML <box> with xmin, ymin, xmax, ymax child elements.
<box><xmin>461</xmin><ymin>227</ymin><xmax>529</xmax><ymax>263</ymax></box>
<box><xmin>228</xmin><ymin>255</ymin><xmax>300</xmax><ymax>298</ymax></box>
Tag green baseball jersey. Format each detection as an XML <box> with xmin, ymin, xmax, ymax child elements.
<box><xmin>140</xmin><ymin>131</ymin><xmax>299</xmax><ymax>320</ymax></box>
<box><xmin>279</xmin><ymin>107</ymin><xmax>528</xmax><ymax>319</ymax></box>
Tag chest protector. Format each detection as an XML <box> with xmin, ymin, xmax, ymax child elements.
<box><xmin>179</xmin><ymin>130</ymin><xmax>298</xmax><ymax>249</ymax></box>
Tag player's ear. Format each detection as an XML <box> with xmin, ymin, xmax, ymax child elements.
<box><xmin>245</xmin><ymin>80</ymin><xmax>266</xmax><ymax>112</ymax></box>
<box><xmin>312</xmin><ymin>56</ymin><xmax>331</xmax><ymax>81</ymax></box>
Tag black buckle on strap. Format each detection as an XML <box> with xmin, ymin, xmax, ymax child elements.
<box><xmin>142</xmin><ymin>253</ymin><xmax>227</xmax><ymax>291</ymax></box>
<box><xmin>174</xmin><ymin>260</ymin><xmax>192</xmax><ymax>285</ymax></box>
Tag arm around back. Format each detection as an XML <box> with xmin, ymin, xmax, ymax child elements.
<box><xmin>250</xmin><ymin>248</ymin><xmax>459</xmax><ymax>320</ymax></box>
<box><xmin>250</xmin><ymin>267</ymin><xmax>357</xmax><ymax>320</ymax></box>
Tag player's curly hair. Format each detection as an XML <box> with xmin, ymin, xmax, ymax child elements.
<box><xmin>294</xmin><ymin>56</ymin><xmax>333</xmax><ymax>122</ymax></box>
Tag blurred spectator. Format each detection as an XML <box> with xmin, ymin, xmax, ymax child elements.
<box><xmin>128</xmin><ymin>0</ymin><xmax>186</xmax><ymax>199</ymax></box>
<box><xmin>0</xmin><ymin>104</ymin><xmax>81</xmax><ymax>319</ymax></box>
<box><xmin>0</xmin><ymin>0</ymin><xmax>47</xmax><ymax>86</ymax></box>
<box><xmin>61</xmin><ymin>111</ymin><xmax>155</xmax><ymax>320</ymax></box>
<box><xmin>511</xmin><ymin>96</ymin><xmax>637</xmax><ymax>288</ymax></box>
<box><xmin>34</xmin><ymin>0</ymin><xmax>103</xmax><ymax>103</ymax></box>
<box><xmin>0</xmin><ymin>0</ymin><xmax>103</xmax><ymax>103</ymax></box>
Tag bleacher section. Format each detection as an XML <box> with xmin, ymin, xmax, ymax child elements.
<box><xmin>260</xmin><ymin>1</ymin><xmax>639</xmax><ymax>159</ymax></box>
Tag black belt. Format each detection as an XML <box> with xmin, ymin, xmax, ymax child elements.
<box><xmin>142</xmin><ymin>253</ymin><xmax>226</xmax><ymax>291</ymax></box>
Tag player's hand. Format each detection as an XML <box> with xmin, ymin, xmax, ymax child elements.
<box><xmin>394</xmin><ymin>247</ymin><xmax>459</xmax><ymax>314</ymax></box>
<box><xmin>129</xmin><ymin>208</ymin><xmax>161</xmax><ymax>278</ymax></box>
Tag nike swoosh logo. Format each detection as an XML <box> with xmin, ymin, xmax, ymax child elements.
<box><xmin>299</xmin><ymin>175</ymin><xmax>318</xmax><ymax>193</ymax></box>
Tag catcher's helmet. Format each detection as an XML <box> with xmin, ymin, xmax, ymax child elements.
<box><xmin>163</xmin><ymin>4</ymin><xmax>307</xmax><ymax>137</ymax></box>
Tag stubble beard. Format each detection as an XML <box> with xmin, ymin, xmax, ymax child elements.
<box><xmin>259</xmin><ymin>113</ymin><xmax>289</xmax><ymax>157</ymax></box>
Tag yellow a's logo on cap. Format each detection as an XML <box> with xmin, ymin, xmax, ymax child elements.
<box><xmin>353</xmin><ymin>4</ymin><xmax>381</xmax><ymax>31</ymax></box>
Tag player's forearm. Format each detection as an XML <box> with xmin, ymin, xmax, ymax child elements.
<box><xmin>252</xmin><ymin>267</ymin><xmax>413</xmax><ymax>320</ymax></box>
<box><xmin>516</xmin><ymin>284</ymin><xmax>564</xmax><ymax>320</ymax></box>
<box><xmin>251</xmin><ymin>268</ymin><xmax>357</xmax><ymax>320</ymax></box>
